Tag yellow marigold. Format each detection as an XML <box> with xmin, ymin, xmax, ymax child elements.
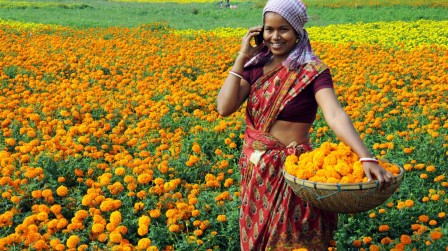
<box><xmin>217</xmin><ymin>214</ymin><xmax>227</xmax><ymax>222</ymax></box>
<box><xmin>115</xmin><ymin>167</ymin><xmax>126</xmax><ymax>176</ymax></box>
<box><xmin>110</xmin><ymin>211</ymin><xmax>122</xmax><ymax>225</ymax></box>
<box><xmin>109</xmin><ymin>231</ymin><xmax>122</xmax><ymax>243</ymax></box>
<box><xmin>66</xmin><ymin>235</ymin><xmax>79</xmax><ymax>249</ymax></box>
<box><xmin>92</xmin><ymin>223</ymin><xmax>105</xmax><ymax>234</ymax></box>
<box><xmin>168</xmin><ymin>224</ymin><xmax>180</xmax><ymax>232</ymax></box>
<box><xmin>139</xmin><ymin>215</ymin><xmax>151</xmax><ymax>226</ymax></box>
<box><xmin>138</xmin><ymin>226</ymin><xmax>148</xmax><ymax>236</ymax></box>
<box><xmin>5</xmin><ymin>138</ymin><xmax>16</xmax><ymax>146</ymax></box>
<box><xmin>138</xmin><ymin>238</ymin><xmax>152</xmax><ymax>249</ymax></box>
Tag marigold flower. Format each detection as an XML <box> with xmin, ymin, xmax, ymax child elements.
<box><xmin>217</xmin><ymin>214</ymin><xmax>227</xmax><ymax>222</ymax></box>
<box><xmin>37</xmin><ymin>211</ymin><xmax>48</xmax><ymax>221</ymax></box>
<box><xmin>362</xmin><ymin>236</ymin><xmax>372</xmax><ymax>244</ymax></box>
<box><xmin>66</xmin><ymin>235</ymin><xmax>79</xmax><ymax>248</ymax></box>
<box><xmin>109</xmin><ymin>231</ymin><xmax>122</xmax><ymax>243</ymax></box>
<box><xmin>138</xmin><ymin>238</ymin><xmax>152</xmax><ymax>249</ymax></box>
<box><xmin>381</xmin><ymin>237</ymin><xmax>394</xmax><ymax>245</ymax></box>
<box><xmin>400</xmin><ymin>234</ymin><xmax>412</xmax><ymax>245</ymax></box>
<box><xmin>379</xmin><ymin>224</ymin><xmax>390</xmax><ymax>232</ymax></box>
<box><xmin>418</xmin><ymin>215</ymin><xmax>429</xmax><ymax>223</ymax></box>
<box><xmin>168</xmin><ymin>224</ymin><xmax>180</xmax><ymax>232</ymax></box>
<box><xmin>110</xmin><ymin>211</ymin><xmax>122</xmax><ymax>225</ymax></box>
<box><xmin>115</xmin><ymin>167</ymin><xmax>126</xmax><ymax>176</ymax></box>
<box><xmin>92</xmin><ymin>223</ymin><xmax>105</xmax><ymax>234</ymax></box>
<box><xmin>431</xmin><ymin>194</ymin><xmax>440</xmax><ymax>201</ymax></box>
<box><xmin>429</xmin><ymin>231</ymin><xmax>443</xmax><ymax>240</ymax></box>
<box><xmin>31</xmin><ymin>190</ymin><xmax>42</xmax><ymax>199</ymax></box>
<box><xmin>138</xmin><ymin>226</ymin><xmax>149</xmax><ymax>236</ymax></box>
<box><xmin>404</xmin><ymin>199</ymin><xmax>414</xmax><ymax>207</ymax></box>
<box><xmin>369</xmin><ymin>245</ymin><xmax>381</xmax><ymax>251</ymax></box>
<box><xmin>56</xmin><ymin>185</ymin><xmax>68</xmax><ymax>197</ymax></box>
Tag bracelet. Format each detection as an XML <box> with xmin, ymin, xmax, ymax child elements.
<box><xmin>359</xmin><ymin>157</ymin><xmax>379</xmax><ymax>164</ymax></box>
<box><xmin>229</xmin><ymin>70</ymin><xmax>243</xmax><ymax>79</ymax></box>
<box><xmin>238</xmin><ymin>51</ymin><xmax>250</xmax><ymax>59</ymax></box>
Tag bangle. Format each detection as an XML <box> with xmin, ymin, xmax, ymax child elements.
<box><xmin>359</xmin><ymin>157</ymin><xmax>379</xmax><ymax>164</ymax></box>
<box><xmin>229</xmin><ymin>70</ymin><xmax>243</xmax><ymax>79</ymax></box>
<box><xmin>238</xmin><ymin>51</ymin><xmax>250</xmax><ymax>59</ymax></box>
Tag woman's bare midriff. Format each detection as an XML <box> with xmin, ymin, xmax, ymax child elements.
<box><xmin>269</xmin><ymin>120</ymin><xmax>312</xmax><ymax>146</ymax></box>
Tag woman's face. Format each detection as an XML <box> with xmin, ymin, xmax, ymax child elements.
<box><xmin>263</xmin><ymin>12</ymin><xmax>298</xmax><ymax>59</ymax></box>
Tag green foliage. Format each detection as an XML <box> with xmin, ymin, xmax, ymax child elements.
<box><xmin>0</xmin><ymin>0</ymin><xmax>446</xmax><ymax>29</ymax></box>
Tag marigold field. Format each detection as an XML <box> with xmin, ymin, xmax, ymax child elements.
<box><xmin>0</xmin><ymin>16</ymin><xmax>447</xmax><ymax>251</ymax></box>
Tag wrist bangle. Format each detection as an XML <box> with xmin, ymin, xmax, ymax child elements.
<box><xmin>359</xmin><ymin>157</ymin><xmax>379</xmax><ymax>164</ymax></box>
<box><xmin>229</xmin><ymin>70</ymin><xmax>243</xmax><ymax>79</ymax></box>
<box><xmin>238</xmin><ymin>51</ymin><xmax>250</xmax><ymax>59</ymax></box>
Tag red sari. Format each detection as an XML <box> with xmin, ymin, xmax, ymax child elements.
<box><xmin>239</xmin><ymin>61</ymin><xmax>337</xmax><ymax>251</ymax></box>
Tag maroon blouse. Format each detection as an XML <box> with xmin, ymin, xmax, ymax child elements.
<box><xmin>242</xmin><ymin>65</ymin><xmax>334</xmax><ymax>123</ymax></box>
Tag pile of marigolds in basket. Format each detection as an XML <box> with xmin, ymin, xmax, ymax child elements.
<box><xmin>284</xmin><ymin>142</ymin><xmax>401</xmax><ymax>183</ymax></box>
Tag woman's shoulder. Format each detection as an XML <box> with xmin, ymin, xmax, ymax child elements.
<box><xmin>242</xmin><ymin>64</ymin><xmax>264</xmax><ymax>84</ymax></box>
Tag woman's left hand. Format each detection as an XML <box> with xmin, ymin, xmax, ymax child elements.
<box><xmin>362</xmin><ymin>162</ymin><xmax>396</xmax><ymax>191</ymax></box>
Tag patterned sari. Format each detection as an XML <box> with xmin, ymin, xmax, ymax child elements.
<box><xmin>239</xmin><ymin>61</ymin><xmax>338</xmax><ymax>251</ymax></box>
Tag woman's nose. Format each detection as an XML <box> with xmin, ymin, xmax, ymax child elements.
<box><xmin>271</xmin><ymin>31</ymin><xmax>280</xmax><ymax>39</ymax></box>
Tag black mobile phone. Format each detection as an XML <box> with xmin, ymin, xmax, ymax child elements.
<box><xmin>255</xmin><ymin>27</ymin><xmax>264</xmax><ymax>45</ymax></box>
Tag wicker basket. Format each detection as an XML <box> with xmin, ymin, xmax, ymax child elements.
<box><xmin>283</xmin><ymin>164</ymin><xmax>404</xmax><ymax>214</ymax></box>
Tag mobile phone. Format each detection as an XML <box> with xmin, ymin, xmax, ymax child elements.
<box><xmin>254</xmin><ymin>27</ymin><xmax>264</xmax><ymax>45</ymax></box>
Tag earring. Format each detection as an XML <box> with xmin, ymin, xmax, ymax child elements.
<box><xmin>295</xmin><ymin>37</ymin><xmax>300</xmax><ymax>43</ymax></box>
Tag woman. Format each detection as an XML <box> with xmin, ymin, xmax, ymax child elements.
<box><xmin>217</xmin><ymin>0</ymin><xmax>396</xmax><ymax>250</ymax></box>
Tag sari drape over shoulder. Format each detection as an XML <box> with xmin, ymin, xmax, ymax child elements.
<box><xmin>239</xmin><ymin>61</ymin><xmax>338</xmax><ymax>251</ymax></box>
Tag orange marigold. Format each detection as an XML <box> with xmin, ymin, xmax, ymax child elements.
<box><xmin>56</xmin><ymin>185</ymin><xmax>68</xmax><ymax>197</ymax></box>
<box><xmin>418</xmin><ymin>215</ymin><xmax>429</xmax><ymax>223</ymax></box>
<box><xmin>400</xmin><ymin>234</ymin><xmax>412</xmax><ymax>245</ymax></box>
<box><xmin>429</xmin><ymin>231</ymin><xmax>443</xmax><ymax>240</ymax></box>
<box><xmin>379</xmin><ymin>224</ymin><xmax>390</xmax><ymax>232</ymax></box>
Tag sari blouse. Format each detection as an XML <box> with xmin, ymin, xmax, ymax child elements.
<box><xmin>243</xmin><ymin>65</ymin><xmax>333</xmax><ymax>123</ymax></box>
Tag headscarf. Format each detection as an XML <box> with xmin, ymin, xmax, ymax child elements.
<box><xmin>244</xmin><ymin>0</ymin><xmax>317</xmax><ymax>70</ymax></box>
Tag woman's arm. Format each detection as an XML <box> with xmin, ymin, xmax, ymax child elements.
<box><xmin>315</xmin><ymin>88</ymin><xmax>395</xmax><ymax>189</ymax></box>
<box><xmin>216</xmin><ymin>54</ymin><xmax>251</xmax><ymax>116</ymax></box>
<box><xmin>217</xmin><ymin>26</ymin><xmax>263</xmax><ymax>117</ymax></box>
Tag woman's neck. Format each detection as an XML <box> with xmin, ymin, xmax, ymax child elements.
<box><xmin>268</xmin><ymin>55</ymin><xmax>287</xmax><ymax>66</ymax></box>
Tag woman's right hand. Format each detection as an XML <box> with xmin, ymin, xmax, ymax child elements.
<box><xmin>240</xmin><ymin>26</ymin><xmax>264</xmax><ymax>59</ymax></box>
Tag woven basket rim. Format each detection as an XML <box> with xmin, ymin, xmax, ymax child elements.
<box><xmin>283</xmin><ymin>165</ymin><xmax>404</xmax><ymax>191</ymax></box>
